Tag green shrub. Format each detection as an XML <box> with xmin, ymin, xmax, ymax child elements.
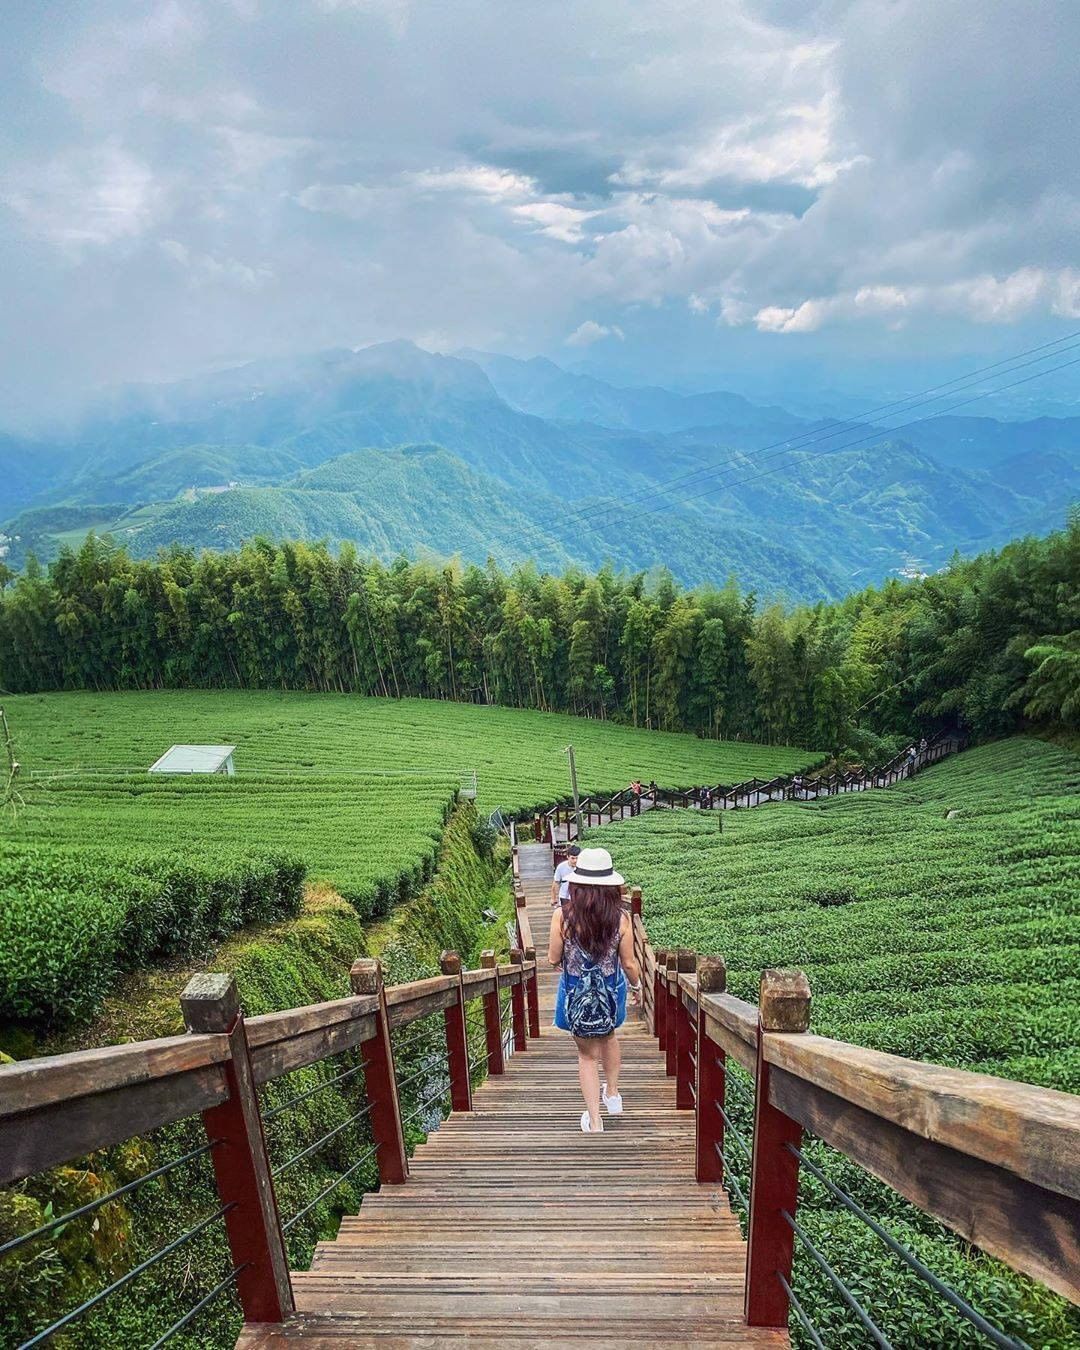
<box><xmin>0</xmin><ymin>845</ymin><xmax>305</xmax><ymax>1027</ymax></box>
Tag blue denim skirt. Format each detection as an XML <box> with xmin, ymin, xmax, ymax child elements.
<box><xmin>553</xmin><ymin>970</ymin><xmax>627</xmax><ymax>1033</ymax></box>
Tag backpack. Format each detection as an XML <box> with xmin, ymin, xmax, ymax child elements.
<box><xmin>565</xmin><ymin>956</ymin><xmax>617</xmax><ymax>1038</ymax></box>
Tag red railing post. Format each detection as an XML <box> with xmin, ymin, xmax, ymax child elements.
<box><xmin>745</xmin><ymin>968</ymin><xmax>811</xmax><ymax>1328</ymax></box>
<box><xmin>509</xmin><ymin>949</ymin><xmax>529</xmax><ymax>1051</ymax></box>
<box><xmin>350</xmin><ymin>959</ymin><xmax>408</xmax><ymax>1184</ymax></box>
<box><xmin>524</xmin><ymin>944</ymin><xmax>541</xmax><ymax>1039</ymax></box>
<box><xmin>653</xmin><ymin>948</ymin><xmax>668</xmax><ymax>1051</ymax></box>
<box><xmin>664</xmin><ymin>952</ymin><xmax>678</xmax><ymax>1077</ymax></box>
<box><xmin>480</xmin><ymin>951</ymin><xmax>506</xmax><ymax>1075</ymax></box>
<box><xmin>694</xmin><ymin>956</ymin><xmax>727</xmax><ymax>1183</ymax></box>
<box><xmin>674</xmin><ymin>950</ymin><xmax>697</xmax><ymax>1109</ymax></box>
<box><xmin>439</xmin><ymin>950</ymin><xmax>473</xmax><ymax>1113</ymax></box>
<box><xmin>180</xmin><ymin>974</ymin><xmax>294</xmax><ymax>1324</ymax></box>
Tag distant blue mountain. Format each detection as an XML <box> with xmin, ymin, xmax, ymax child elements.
<box><xmin>1</xmin><ymin>341</ymin><xmax>1076</xmax><ymax>601</ymax></box>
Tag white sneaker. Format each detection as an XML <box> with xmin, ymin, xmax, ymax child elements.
<box><xmin>581</xmin><ymin>1110</ymin><xmax>604</xmax><ymax>1133</ymax></box>
<box><xmin>602</xmin><ymin>1083</ymin><xmax>623</xmax><ymax>1115</ymax></box>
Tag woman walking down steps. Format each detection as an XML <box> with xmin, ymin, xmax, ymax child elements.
<box><xmin>548</xmin><ymin>847</ymin><xmax>643</xmax><ymax>1132</ymax></box>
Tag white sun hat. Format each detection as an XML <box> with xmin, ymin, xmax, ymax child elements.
<box><xmin>568</xmin><ymin>847</ymin><xmax>625</xmax><ymax>888</ymax></box>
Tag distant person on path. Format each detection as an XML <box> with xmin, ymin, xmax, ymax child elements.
<box><xmin>551</xmin><ymin>843</ymin><xmax>580</xmax><ymax>908</ymax></box>
<box><xmin>548</xmin><ymin>847</ymin><xmax>642</xmax><ymax>1133</ymax></box>
<box><xmin>906</xmin><ymin>745</ymin><xmax>918</xmax><ymax>777</ymax></box>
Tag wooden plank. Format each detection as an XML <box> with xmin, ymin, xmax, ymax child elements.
<box><xmin>0</xmin><ymin>1063</ymin><xmax>228</xmax><ymax>1185</ymax></box>
<box><xmin>386</xmin><ymin>974</ymin><xmax>457</xmax><ymax>1008</ymax></box>
<box><xmin>764</xmin><ymin>1032</ymin><xmax>1080</xmax><ymax>1202</ymax></box>
<box><xmin>247</xmin><ymin>996</ymin><xmax>379</xmax><ymax>1082</ymax></box>
<box><xmin>247</xmin><ymin>996</ymin><xmax>378</xmax><ymax>1050</ymax></box>
<box><xmin>769</xmin><ymin>1066</ymin><xmax>1080</xmax><ymax>1305</ymax></box>
<box><xmin>250</xmin><ymin>1014</ymin><xmax>378</xmax><ymax>1083</ymax></box>
<box><xmin>702</xmin><ymin>993</ymin><xmax>758</xmax><ymax>1074</ymax></box>
<box><xmin>386</xmin><ymin>986</ymin><xmax>459</xmax><ymax>1031</ymax></box>
<box><xmin>461</xmin><ymin>969</ymin><xmax>496</xmax><ymax>998</ymax></box>
<box><xmin>0</xmin><ymin>1030</ymin><xmax>228</xmax><ymax>1117</ymax></box>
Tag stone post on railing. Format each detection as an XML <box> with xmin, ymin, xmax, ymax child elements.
<box><xmin>480</xmin><ymin>951</ymin><xmax>506</xmax><ymax>1075</ymax></box>
<box><xmin>350</xmin><ymin>958</ymin><xmax>408</xmax><ymax>1184</ymax></box>
<box><xmin>439</xmin><ymin>950</ymin><xmax>473</xmax><ymax>1113</ymax></box>
<box><xmin>694</xmin><ymin>956</ymin><xmax>727</xmax><ymax>1183</ymax></box>
<box><xmin>674</xmin><ymin>950</ymin><xmax>697</xmax><ymax>1109</ymax></box>
<box><xmin>745</xmin><ymin>968</ymin><xmax>811</xmax><ymax>1328</ymax></box>
<box><xmin>180</xmin><ymin>973</ymin><xmax>295</xmax><ymax>1324</ymax></box>
<box><xmin>509</xmin><ymin>948</ymin><xmax>529</xmax><ymax>1051</ymax></box>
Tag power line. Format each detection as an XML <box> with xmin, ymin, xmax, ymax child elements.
<box><xmin>570</xmin><ymin>328</ymin><xmax>1080</xmax><ymax>526</ymax></box>
<box><xmin>601</xmin><ymin>350</ymin><xmax>1080</xmax><ymax>528</ymax></box>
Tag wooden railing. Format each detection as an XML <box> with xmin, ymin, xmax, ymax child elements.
<box><xmin>630</xmin><ymin>899</ymin><xmax>1080</xmax><ymax>1342</ymax></box>
<box><xmin>539</xmin><ymin>731</ymin><xmax>965</xmax><ymax>847</ymax></box>
<box><xmin>0</xmin><ymin>949</ymin><xmax>540</xmax><ymax>1347</ymax></box>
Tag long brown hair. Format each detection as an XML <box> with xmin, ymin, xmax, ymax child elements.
<box><xmin>562</xmin><ymin>883</ymin><xmax>622</xmax><ymax>960</ymax></box>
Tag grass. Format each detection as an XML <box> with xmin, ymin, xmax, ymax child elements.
<box><xmin>3</xmin><ymin>689</ymin><xmax>815</xmax><ymax>898</ymax></box>
<box><xmin>0</xmin><ymin>690</ymin><xmax>814</xmax><ymax>1027</ymax></box>
<box><xmin>2</xmin><ymin>689</ymin><xmax>816</xmax><ymax>813</ymax></box>
<box><xmin>590</xmin><ymin>737</ymin><xmax>1080</xmax><ymax>1347</ymax></box>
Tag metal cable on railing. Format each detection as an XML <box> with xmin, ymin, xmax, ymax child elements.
<box><xmin>262</xmin><ymin>1059</ymin><xmax>369</xmax><ymax>1121</ymax></box>
<box><xmin>17</xmin><ymin>1203</ymin><xmax>236</xmax><ymax>1350</ymax></box>
<box><xmin>786</xmin><ymin>1142</ymin><xmax>1032</xmax><ymax>1349</ymax></box>
<box><xmin>282</xmin><ymin>1144</ymin><xmax>381</xmax><ymax>1233</ymax></box>
<box><xmin>714</xmin><ymin>1145</ymin><xmax>749</xmax><ymax>1212</ymax></box>
<box><xmin>147</xmin><ymin>1263</ymin><xmax>249</xmax><ymax>1350</ymax></box>
<box><xmin>272</xmin><ymin>1100</ymin><xmax>375</xmax><ymax>1178</ymax></box>
<box><xmin>0</xmin><ymin>1138</ymin><xmax>220</xmax><ymax>1260</ymax></box>
<box><xmin>781</xmin><ymin>1207</ymin><xmax>895</xmax><ymax>1350</ymax></box>
<box><xmin>777</xmin><ymin>1270</ymin><xmax>827</xmax><ymax>1350</ymax></box>
<box><xmin>396</xmin><ymin>1050</ymin><xmax>450</xmax><ymax>1096</ymax></box>
<box><xmin>398</xmin><ymin>1081</ymin><xmax>452</xmax><ymax>1133</ymax></box>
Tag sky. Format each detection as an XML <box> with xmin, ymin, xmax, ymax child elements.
<box><xmin>2</xmin><ymin>0</ymin><xmax>1079</xmax><ymax>422</ymax></box>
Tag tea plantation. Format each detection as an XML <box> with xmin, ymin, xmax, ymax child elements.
<box><xmin>591</xmin><ymin>736</ymin><xmax>1080</xmax><ymax>1347</ymax></box>
<box><xmin>0</xmin><ymin>690</ymin><xmax>814</xmax><ymax>1027</ymax></box>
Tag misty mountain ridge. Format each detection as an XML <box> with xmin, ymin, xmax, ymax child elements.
<box><xmin>1</xmin><ymin>340</ymin><xmax>1077</xmax><ymax>601</ymax></box>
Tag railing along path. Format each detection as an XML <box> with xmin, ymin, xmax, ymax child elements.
<box><xmin>2</xmin><ymin>817</ymin><xmax>1078</xmax><ymax>1346</ymax></box>
<box><xmin>537</xmin><ymin>731</ymin><xmax>964</xmax><ymax>850</ymax></box>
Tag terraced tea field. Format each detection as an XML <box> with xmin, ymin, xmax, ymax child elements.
<box><xmin>1</xmin><ymin>691</ymin><xmax>814</xmax><ymax>1027</ymax></box>
<box><xmin>2</xmin><ymin>690</ymin><xmax>815</xmax><ymax>812</ymax></box>
<box><xmin>591</xmin><ymin>737</ymin><xmax>1080</xmax><ymax>1346</ymax></box>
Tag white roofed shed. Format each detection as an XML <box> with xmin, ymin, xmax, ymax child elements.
<box><xmin>148</xmin><ymin>745</ymin><xmax>236</xmax><ymax>775</ymax></box>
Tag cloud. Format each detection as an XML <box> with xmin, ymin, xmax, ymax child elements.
<box><xmin>1</xmin><ymin>0</ymin><xmax>1079</xmax><ymax>414</ymax></box>
<box><xmin>2</xmin><ymin>141</ymin><xmax>162</xmax><ymax>250</ymax></box>
<box><xmin>749</xmin><ymin>268</ymin><xmax>1080</xmax><ymax>333</ymax></box>
<box><xmin>565</xmin><ymin>321</ymin><xmax>624</xmax><ymax>347</ymax></box>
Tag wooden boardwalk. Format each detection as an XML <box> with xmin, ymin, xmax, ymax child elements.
<box><xmin>240</xmin><ymin>842</ymin><xmax>784</xmax><ymax>1347</ymax></box>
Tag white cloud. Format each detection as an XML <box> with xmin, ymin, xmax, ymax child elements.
<box><xmin>409</xmin><ymin>165</ymin><xmax>536</xmax><ymax>201</ymax></box>
<box><xmin>3</xmin><ymin>142</ymin><xmax>162</xmax><ymax>250</ymax></box>
<box><xmin>748</xmin><ymin>268</ymin><xmax>1080</xmax><ymax>333</ymax></box>
<box><xmin>565</xmin><ymin>320</ymin><xmax>624</xmax><ymax>347</ymax></box>
<box><xmin>510</xmin><ymin>201</ymin><xmax>597</xmax><ymax>243</ymax></box>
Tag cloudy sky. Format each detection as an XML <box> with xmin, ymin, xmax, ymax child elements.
<box><xmin>2</xmin><ymin>0</ymin><xmax>1078</xmax><ymax>419</ymax></box>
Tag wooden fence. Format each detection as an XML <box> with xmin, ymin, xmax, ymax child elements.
<box><xmin>538</xmin><ymin>732</ymin><xmax>964</xmax><ymax>849</ymax></box>
<box><xmin>628</xmin><ymin>890</ymin><xmax>1080</xmax><ymax>1341</ymax></box>
<box><xmin>0</xmin><ymin>950</ymin><xmax>539</xmax><ymax>1346</ymax></box>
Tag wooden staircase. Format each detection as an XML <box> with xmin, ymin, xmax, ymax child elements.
<box><xmin>238</xmin><ymin>842</ymin><xmax>784</xmax><ymax>1347</ymax></box>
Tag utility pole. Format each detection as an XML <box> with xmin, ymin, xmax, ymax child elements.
<box><xmin>565</xmin><ymin>744</ymin><xmax>582</xmax><ymax>839</ymax></box>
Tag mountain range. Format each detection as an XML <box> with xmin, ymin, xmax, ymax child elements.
<box><xmin>1</xmin><ymin>341</ymin><xmax>1077</xmax><ymax>601</ymax></box>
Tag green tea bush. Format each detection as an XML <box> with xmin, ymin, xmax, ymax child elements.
<box><xmin>592</xmin><ymin>737</ymin><xmax>1080</xmax><ymax>1348</ymax></box>
<box><xmin>0</xmin><ymin>845</ymin><xmax>305</xmax><ymax>1026</ymax></box>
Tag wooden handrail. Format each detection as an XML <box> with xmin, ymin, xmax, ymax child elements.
<box><xmin>629</xmin><ymin>883</ymin><xmax>1080</xmax><ymax>1316</ymax></box>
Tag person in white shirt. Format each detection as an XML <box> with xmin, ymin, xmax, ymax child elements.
<box><xmin>551</xmin><ymin>844</ymin><xmax>581</xmax><ymax>907</ymax></box>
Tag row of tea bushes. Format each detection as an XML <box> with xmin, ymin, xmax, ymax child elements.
<box><xmin>0</xmin><ymin>844</ymin><xmax>305</xmax><ymax>1026</ymax></box>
